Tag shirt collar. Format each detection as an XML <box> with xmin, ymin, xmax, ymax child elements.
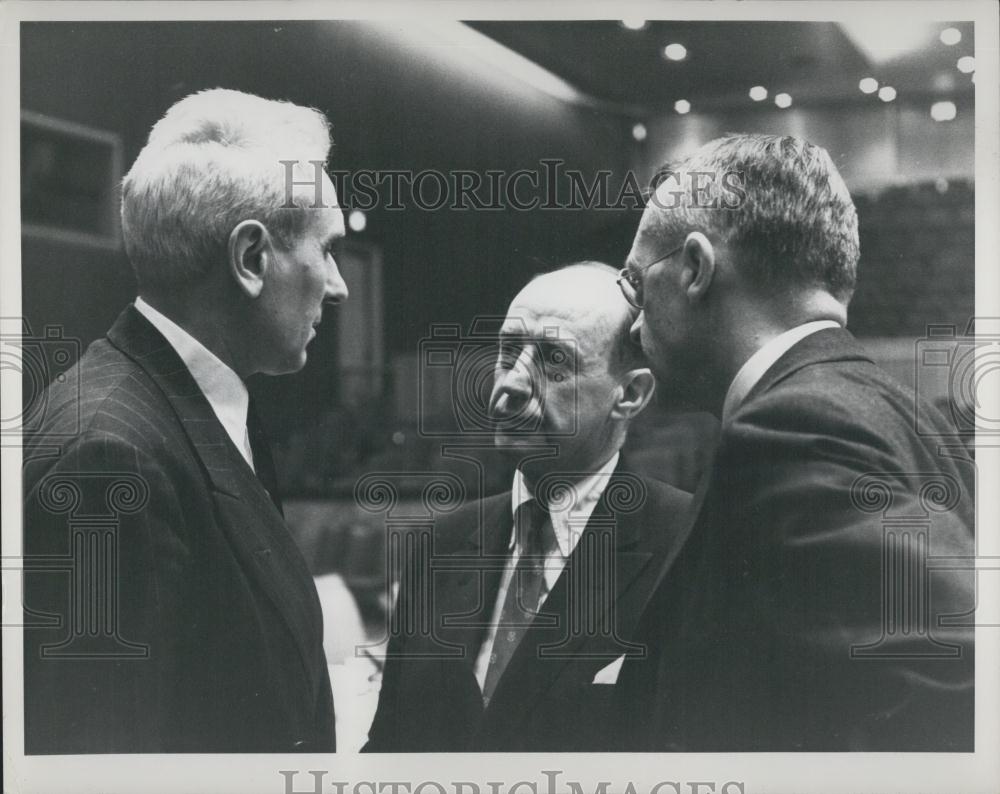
<box><xmin>134</xmin><ymin>297</ymin><xmax>251</xmax><ymax>463</ymax></box>
<box><xmin>721</xmin><ymin>319</ymin><xmax>840</xmax><ymax>425</ymax></box>
<box><xmin>509</xmin><ymin>451</ymin><xmax>621</xmax><ymax>557</ymax></box>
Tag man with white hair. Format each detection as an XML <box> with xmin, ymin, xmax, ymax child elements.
<box><xmin>23</xmin><ymin>88</ymin><xmax>347</xmax><ymax>752</ymax></box>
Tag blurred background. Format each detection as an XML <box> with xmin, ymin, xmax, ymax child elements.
<box><xmin>20</xmin><ymin>18</ymin><xmax>976</xmax><ymax>748</ymax></box>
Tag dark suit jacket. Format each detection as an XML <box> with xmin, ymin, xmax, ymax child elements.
<box><xmin>364</xmin><ymin>467</ymin><xmax>691</xmax><ymax>751</ymax></box>
<box><xmin>617</xmin><ymin>328</ymin><xmax>976</xmax><ymax>751</ymax></box>
<box><xmin>22</xmin><ymin>305</ymin><xmax>335</xmax><ymax>753</ymax></box>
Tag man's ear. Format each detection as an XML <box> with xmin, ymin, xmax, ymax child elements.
<box><xmin>228</xmin><ymin>220</ymin><xmax>270</xmax><ymax>299</ymax></box>
<box><xmin>679</xmin><ymin>231</ymin><xmax>716</xmax><ymax>304</ymax></box>
<box><xmin>611</xmin><ymin>367</ymin><xmax>656</xmax><ymax>421</ymax></box>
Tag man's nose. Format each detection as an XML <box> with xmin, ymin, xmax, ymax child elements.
<box><xmin>325</xmin><ymin>263</ymin><xmax>349</xmax><ymax>304</ymax></box>
<box><xmin>629</xmin><ymin>312</ymin><xmax>644</xmax><ymax>345</ymax></box>
<box><xmin>490</xmin><ymin>350</ymin><xmax>536</xmax><ymax>417</ymax></box>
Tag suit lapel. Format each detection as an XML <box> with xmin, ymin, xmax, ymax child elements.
<box><xmin>481</xmin><ymin>469</ymin><xmax>663</xmax><ymax>725</ymax></box>
<box><xmin>105</xmin><ymin>305</ymin><xmax>321</xmax><ymax>683</ymax></box>
<box><xmin>433</xmin><ymin>494</ymin><xmax>511</xmax><ymax>672</ymax></box>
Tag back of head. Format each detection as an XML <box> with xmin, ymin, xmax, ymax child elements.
<box><xmin>647</xmin><ymin>133</ymin><xmax>859</xmax><ymax>304</ymax></box>
<box><xmin>121</xmin><ymin>88</ymin><xmax>331</xmax><ymax>292</ymax></box>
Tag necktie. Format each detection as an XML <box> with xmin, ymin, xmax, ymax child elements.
<box><xmin>246</xmin><ymin>396</ymin><xmax>284</xmax><ymax>517</ymax></box>
<box><xmin>482</xmin><ymin>498</ymin><xmax>553</xmax><ymax>704</ymax></box>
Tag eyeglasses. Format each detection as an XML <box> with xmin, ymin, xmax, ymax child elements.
<box><xmin>616</xmin><ymin>244</ymin><xmax>683</xmax><ymax>310</ymax></box>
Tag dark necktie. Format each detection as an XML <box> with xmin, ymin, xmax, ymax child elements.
<box><xmin>246</xmin><ymin>397</ymin><xmax>284</xmax><ymax>517</ymax></box>
<box><xmin>482</xmin><ymin>498</ymin><xmax>553</xmax><ymax>704</ymax></box>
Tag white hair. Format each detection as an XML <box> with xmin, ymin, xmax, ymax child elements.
<box><xmin>121</xmin><ymin>88</ymin><xmax>332</xmax><ymax>290</ymax></box>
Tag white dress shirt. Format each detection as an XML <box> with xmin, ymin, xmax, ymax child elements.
<box><xmin>721</xmin><ymin>320</ymin><xmax>841</xmax><ymax>426</ymax></box>
<box><xmin>134</xmin><ymin>297</ymin><xmax>255</xmax><ymax>471</ymax></box>
<box><xmin>473</xmin><ymin>452</ymin><xmax>621</xmax><ymax>691</ymax></box>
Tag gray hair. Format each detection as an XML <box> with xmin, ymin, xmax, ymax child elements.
<box><xmin>121</xmin><ymin>88</ymin><xmax>332</xmax><ymax>290</ymax></box>
<box><xmin>646</xmin><ymin>133</ymin><xmax>859</xmax><ymax>303</ymax></box>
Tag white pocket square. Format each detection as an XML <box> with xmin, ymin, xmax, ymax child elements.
<box><xmin>591</xmin><ymin>654</ymin><xmax>626</xmax><ymax>685</ymax></box>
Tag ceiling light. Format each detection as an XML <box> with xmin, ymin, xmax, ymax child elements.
<box><xmin>933</xmin><ymin>71</ymin><xmax>956</xmax><ymax>91</ymax></box>
<box><xmin>878</xmin><ymin>86</ymin><xmax>897</xmax><ymax>102</ymax></box>
<box><xmin>840</xmin><ymin>21</ymin><xmax>936</xmax><ymax>65</ymax></box>
<box><xmin>348</xmin><ymin>210</ymin><xmax>367</xmax><ymax>233</ymax></box>
<box><xmin>930</xmin><ymin>101</ymin><xmax>957</xmax><ymax>122</ymax></box>
<box><xmin>749</xmin><ymin>85</ymin><xmax>768</xmax><ymax>101</ymax></box>
<box><xmin>663</xmin><ymin>43</ymin><xmax>687</xmax><ymax>61</ymax></box>
<box><xmin>957</xmin><ymin>56</ymin><xmax>975</xmax><ymax>74</ymax></box>
<box><xmin>859</xmin><ymin>77</ymin><xmax>879</xmax><ymax>94</ymax></box>
<box><xmin>774</xmin><ymin>93</ymin><xmax>792</xmax><ymax>109</ymax></box>
<box><xmin>940</xmin><ymin>27</ymin><xmax>962</xmax><ymax>46</ymax></box>
<box><xmin>621</xmin><ymin>18</ymin><xmax>647</xmax><ymax>31</ymax></box>
<box><xmin>674</xmin><ymin>99</ymin><xmax>690</xmax><ymax>114</ymax></box>
<box><xmin>632</xmin><ymin>123</ymin><xmax>648</xmax><ymax>141</ymax></box>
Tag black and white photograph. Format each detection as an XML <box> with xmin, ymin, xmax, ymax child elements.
<box><xmin>2</xmin><ymin>1</ymin><xmax>998</xmax><ymax>792</ymax></box>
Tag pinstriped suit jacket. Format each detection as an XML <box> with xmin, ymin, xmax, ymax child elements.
<box><xmin>22</xmin><ymin>305</ymin><xmax>335</xmax><ymax>753</ymax></box>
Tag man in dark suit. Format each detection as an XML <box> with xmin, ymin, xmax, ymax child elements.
<box><xmin>22</xmin><ymin>89</ymin><xmax>347</xmax><ymax>753</ymax></box>
<box><xmin>616</xmin><ymin>133</ymin><xmax>976</xmax><ymax>751</ymax></box>
<box><xmin>365</xmin><ymin>264</ymin><xmax>691</xmax><ymax>751</ymax></box>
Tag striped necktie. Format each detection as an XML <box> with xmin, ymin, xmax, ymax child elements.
<box><xmin>482</xmin><ymin>498</ymin><xmax>553</xmax><ymax>704</ymax></box>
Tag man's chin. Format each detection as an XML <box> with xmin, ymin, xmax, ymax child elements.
<box><xmin>493</xmin><ymin>431</ymin><xmax>540</xmax><ymax>449</ymax></box>
<box><xmin>258</xmin><ymin>351</ymin><xmax>308</xmax><ymax>377</ymax></box>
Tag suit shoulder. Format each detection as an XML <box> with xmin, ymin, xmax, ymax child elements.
<box><xmin>641</xmin><ymin>475</ymin><xmax>692</xmax><ymax>515</ymax></box>
<box><xmin>729</xmin><ymin>357</ymin><xmax>922</xmax><ymax>459</ymax></box>
<box><xmin>32</xmin><ymin>339</ymin><xmax>167</xmax><ymax>437</ymax></box>
<box><xmin>26</xmin><ymin>342</ymin><xmax>189</xmax><ymax>485</ymax></box>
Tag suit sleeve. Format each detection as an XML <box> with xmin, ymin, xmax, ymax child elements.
<box><xmin>716</xmin><ymin>391</ymin><xmax>975</xmax><ymax>749</ymax></box>
<box><xmin>23</xmin><ymin>430</ymin><xmax>195</xmax><ymax>753</ymax></box>
<box><xmin>360</xmin><ymin>602</ymin><xmax>407</xmax><ymax>752</ymax></box>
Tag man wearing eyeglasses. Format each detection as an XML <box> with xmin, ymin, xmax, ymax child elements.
<box><xmin>614</xmin><ymin>133</ymin><xmax>975</xmax><ymax>751</ymax></box>
<box><xmin>365</xmin><ymin>263</ymin><xmax>691</xmax><ymax>751</ymax></box>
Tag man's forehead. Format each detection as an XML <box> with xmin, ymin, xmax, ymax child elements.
<box><xmin>625</xmin><ymin>230</ymin><xmax>650</xmax><ymax>271</ymax></box>
<box><xmin>500</xmin><ymin>306</ymin><xmax>576</xmax><ymax>341</ymax></box>
<box><xmin>306</xmin><ymin>201</ymin><xmax>345</xmax><ymax>240</ymax></box>
<box><xmin>502</xmin><ymin>287</ymin><xmax>621</xmax><ymax>358</ymax></box>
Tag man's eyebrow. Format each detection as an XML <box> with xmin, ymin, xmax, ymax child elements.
<box><xmin>534</xmin><ymin>335</ymin><xmax>575</xmax><ymax>357</ymax></box>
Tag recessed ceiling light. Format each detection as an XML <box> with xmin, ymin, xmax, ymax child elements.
<box><xmin>621</xmin><ymin>18</ymin><xmax>647</xmax><ymax>31</ymax></box>
<box><xmin>348</xmin><ymin>210</ymin><xmax>367</xmax><ymax>233</ymax></box>
<box><xmin>940</xmin><ymin>27</ymin><xmax>961</xmax><ymax>46</ymax></box>
<box><xmin>632</xmin><ymin>123</ymin><xmax>648</xmax><ymax>141</ymax></box>
<box><xmin>749</xmin><ymin>85</ymin><xmax>768</xmax><ymax>101</ymax></box>
<box><xmin>933</xmin><ymin>71</ymin><xmax>956</xmax><ymax>91</ymax></box>
<box><xmin>957</xmin><ymin>56</ymin><xmax>975</xmax><ymax>74</ymax></box>
<box><xmin>663</xmin><ymin>43</ymin><xmax>687</xmax><ymax>61</ymax></box>
<box><xmin>859</xmin><ymin>77</ymin><xmax>879</xmax><ymax>94</ymax></box>
<box><xmin>930</xmin><ymin>100</ymin><xmax>957</xmax><ymax>122</ymax></box>
<box><xmin>774</xmin><ymin>93</ymin><xmax>792</xmax><ymax>109</ymax></box>
<box><xmin>674</xmin><ymin>99</ymin><xmax>691</xmax><ymax>114</ymax></box>
<box><xmin>878</xmin><ymin>86</ymin><xmax>897</xmax><ymax>102</ymax></box>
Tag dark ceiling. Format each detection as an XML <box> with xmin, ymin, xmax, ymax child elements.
<box><xmin>469</xmin><ymin>20</ymin><xmax>977</xmax><ymax>113</ymax></box>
